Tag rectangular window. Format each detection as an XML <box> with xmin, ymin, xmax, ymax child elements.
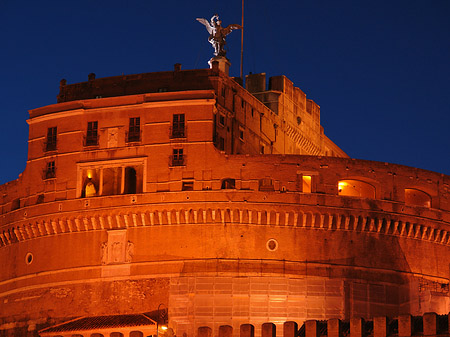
<box><xmin>302</xmin><ymin>175</ymin><xmax>312</xmax><ymax>193</ymax></box>
<box><xmin>259</xmin><ymin>178</ymin><xmax>274</xmax><ymax>191</ymax></box>
<box><xmin>239</xmin><ymin>127</ymin><xmax>244</xmax><ymax>141</ymax></box>
<box><xmin>86</xmin><ymin>121</ymin><xmax>98</xmax><ymax>146</ymax></box>
<box><xmin>182</xmin><ymin>181</ymin><xmax>194</xmax><ymax>191</ymax></box>
<box><xmin>219</xmin><ymin>114</ymin><xmax>225</xmax><ymax>127</ymax></box>
<box><xmin>218</xmin><ymin>137</ymin><xmax>225</xmax><ymax>151</ymax></box>
<box><xmin>171</xmin><ymin>114</ymin><xmax>185</xmax><ymax>138</ymax></box>
<box><xmin>46</xmin><ymin>127</ymin><xmax>57</xmax><ymax>151</ymax></box>
<box><xmin>128</xmin><ymin>117</ymin><xmax>141</xmax><ymax>142</ymax></box>
<box><xmin>172</xmin><ymin>148</ymin><xmax>184</xmax><ymax>166</ymax></box>
<box><xmin>45</xmin><ymin>161</ymin><xmax>56</xmax><ymax>179</ymax></box>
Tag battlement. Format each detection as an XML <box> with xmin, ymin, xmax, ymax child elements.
<box><xmin>192</xmin><ymin>313</ymin><xmax>450</xmax><ymax>337</ymax></box>
<box><xmin>37</xmin><ymin>313</ymin><xmax>450</xmax><ymax>337</ymax></box>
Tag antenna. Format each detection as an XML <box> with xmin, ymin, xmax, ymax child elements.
<box><xmin>240</xmin><ymin>0</ymin><xmax>244</xmax><ymax>80</ymax></box>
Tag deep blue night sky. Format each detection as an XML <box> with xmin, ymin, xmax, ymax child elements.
<box><xmin>1</xmin><ymin>0</ymin><xmax>449</xmax><ymax>184</ymax></box>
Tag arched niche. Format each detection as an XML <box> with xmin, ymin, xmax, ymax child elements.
<box><xmin>338</xmin><ymin>179</ymin><xmax>376</xmax><ymax>198</ymax></box>
<box><xmin>405</xmin><ymin>188</ymin><xmax>431</xmax><ymax>207</ymax></box>
<box><xmin>221</xmin><ymin>178</ymin><xmax>236</xmax><ymax>189</ymax></box>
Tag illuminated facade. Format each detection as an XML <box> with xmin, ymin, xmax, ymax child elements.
<box><xmin>0</xmin><ymin>62</ymin><xmax>449</xmax><ymax>337</ymax></box>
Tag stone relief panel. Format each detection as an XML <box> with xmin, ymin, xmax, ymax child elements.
<box><xmin>107</xmin><ymin>127</ymin><xmax>119</xmax><ymax>148</ymax></box>
<box><xmin>101</xmin><ymin>229</ymin><xmax>134</xmax><ymax>265</ymax></box>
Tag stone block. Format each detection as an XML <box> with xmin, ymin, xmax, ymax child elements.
<box><xmin>283</xmin><ymin>321</ymin><xmax>298</xmax><ymax>337</ymax></box>
<box><xmin>328</xmin><ymin>319</ymin><xmax>341</xmax><ymax>337</ymax></box>
<box><xmin>262</xmin><ymin>323</ymin><xmax>276</xmax><ymax>337</ymax></box>
<box><xmin>219</xmin><ymin>325</ymin><xmax>232</xmax><ymax>337</ymax></box>
<box><xmin>374</xmin><ymin>316</ymin><xmax>387</xmax><ymax>337</ymax></box>
<box><xmin>198</xmin><ymin>326</ymin><xmax>212</xmax><ymax>337</ymax></box>
<box><xmin>423</xmin><ymin>312</ymin><xmax>437</xmax><ymax>336</ymax></box>
<box><xmin>350</xmin><ymin>318</ymin><xmax>364</xmax><ymax>337</ymax></box>
<box><xmin>306</xmin><ymin>320</ymin><xmax>318</xmax><ymax>337</ymax></box>
<box><xmin>240</xmin><ymin>324</ymin><xmax>254</xmax><ymax>337</ymax></box>
<box><xmin>398</xmin><ymin>315</ymin><xmax>412</xmax><ymax>336</ymax></box>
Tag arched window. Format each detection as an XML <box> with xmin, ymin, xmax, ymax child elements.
<box><xmin>338</xmin><ymin>179</ymin><xmax>375</xmax><ymax>198</ymax></box>
<box><xmin>130</xmin><ymin>331</ymin><xmax>144</xmax><ymax>337</ymax></box>
<box><xmin>110</xmin><ymin>333</ymin><xmax>124</xmax><ymax>337</ymax></box>
<box><xmin>124</xmin><ymin>167</ymin><xmax>137</xmax><ymax>194</ymax></box>
<box><xmin>221</xmin><ymin>178</ymin><xmax>236</xmax><ymax>189</ymax></box>
<box><xmin>405</xmin><ymin>188</ymin><xmax>431</xmax><ymax>207</ymax></box>
<box><xmin>91</xmin><ymin>334</ymin><xmax>105</xmax><ymax>337</ymax></box>
<box><xmin>85</xmin><ymin>181</ymin><xmax>97</xmax><ymax>197</ymax></box>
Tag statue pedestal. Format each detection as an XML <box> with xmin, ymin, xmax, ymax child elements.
<box><xmin>208</xmin><ymin>56</ymin><xmax>231</xmax><ymax>75</ymax></box>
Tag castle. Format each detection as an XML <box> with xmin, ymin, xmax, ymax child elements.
<box><xmin>0</xmin><ymin>58</ymin><xmax>449</xmax><ymax>337</ymax></box>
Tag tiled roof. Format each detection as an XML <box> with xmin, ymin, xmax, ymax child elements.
<box><xmin>39</xmin><ymin>314</ymin><xmax>156</xmax><ymax>333</ymax></box>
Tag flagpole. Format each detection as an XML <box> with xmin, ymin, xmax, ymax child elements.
<box><xmin>240</xmin><ymin>0</ymin><xmax>244</xmax><ymax>80</ymax></box>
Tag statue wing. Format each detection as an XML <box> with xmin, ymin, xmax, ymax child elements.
<box><xmin>196</xmin><ymin>18</ymin><xmax>214</xmax><ymax>34</ymax></box>
<box><xmin>223</xmin><ymin>24</ymin><xmax>243</xmax><ymax>36</ymax></box>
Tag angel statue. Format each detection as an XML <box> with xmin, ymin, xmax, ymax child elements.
<box><xmin>197</xmin><ymin>14</ymin><xmax>242</xmax><ymax>57</ymax></box>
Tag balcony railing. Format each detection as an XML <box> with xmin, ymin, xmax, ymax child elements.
<box><xmin>127</xmin><ymin>131</ymin><xmax>141</xmax><ymax>143</ymax></box>
<box><xmin>45</xmin><ymin>141</ymin><xmax>57</xmax><ymax>152</ymax></box>
<box><xmin>170</xmin><ymin>155</ymin><xmax>185</xmax><ymax>166</ymax></box>
<box><xmin>84</xmin><ymin>135</ymin><xmax>99</xmax><ymax>147</ymax></box>
<box><xmin>170</xmin><ymin>126</ymin><xmax>186</xmax><ymax>139</ymax></box>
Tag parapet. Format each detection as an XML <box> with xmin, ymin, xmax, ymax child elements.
<box><xmin>192</xmin><ymin>313</ymin><xmax>449</xmax><ymax>337</ymax></box>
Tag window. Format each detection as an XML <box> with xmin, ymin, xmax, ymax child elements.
<box><xmin>46</xmin><ymin>127</ymin><xmax>57</xmax><ymax>151</ymax></box>
<box><xmin>45</xmin><ymin>161</ymin><xmax>56</xmax><ymax>179</ymax></box>
<box><xmin>405</xmin><ymin>188</ymin><xmax>431</xmax><ymax>207</ymax></box>
<box><xmin>239</xmin><ymin>127</ymin><xmax>244</xmax><ymax>141</ymax></box>
<box><xmin>338</xmin><ymin>179</ymin><xmax>375</xmax><ymax>198</ymax></box>
<box><xmin>171</xmin><ymin>114</ymin><xmax>185</xmax><ymax>138</ymax></box>
<box><xmin>11</xmin><ymin>198</ymin><xmax>20</xmax><ymax>211</ymax></box>
<box><xmin>78</xmin><ymin>159</ymin><xmax>145</xmax><ymax>197</ymax></box>
<box><xmin>218</xmin><ymin>137</ymin><xmax>225</xmax><ymax>151</ymax></box>
<box><xmin>124</xmin><ymin>167</ymin><xmax>137</xmax><ymax>194</ymax></box>
<box><xmin>302</xmin><ymin>175</ymin><xmax>312</xmax><ymax>193</ymax></box>
<box><xmin>182</xmin><ymin>181</ymin><xmax>194</xmax><ymax>191</ymax></box>
<box><xmin>128</xmin><ymin>117</ymin><xmax>140</xmax><ymax>142</ymax></box>
<box><xmin>171</xmin><ymin>148</ymin><xmax>184</xmax><ymax>166</ymax></box>
<box><xmin>259</xmin><ymin>178</ymin><xmax>274</xmax><ymax>191</ymax></box>
<box><xmin>221</xmin><ymin>178</ymin><xmax>236</xmax><ymax>189</ymax></box>
<box><xmin>86</xmin><ymin>121</ymin><xmax>98</xmax><ymax>146</ymax></box>
<box><xmin>219</xmin><ymin>114</ymin><xmax>225</xmax><ymax>126</ymax></box>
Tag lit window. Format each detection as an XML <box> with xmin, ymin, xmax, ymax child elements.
<box><xmin>338</xmin><ymin>179</ymin><xmax>375</xmax><ymax>198</ymax></box>
<box><xmin>46</xmin><ymin>127</ymin><xmax>57</xmax><ymax>151</ymax></box>
<box><xmin>86</xmin><ymin>121</ymin><xmax>98</xmax><ymax>146</ymax></box>
<box><xmin>302</xmin><ymin>175</ymin><xmax>312</xmax><ymax>193</ymax></box>
<box><xmin>78</xmin><ymin>160</ymin><xmax>145</xmax><ymax>198</ymax></box>
<box><xmin>128</xmin><ymin>117</ymin><xmax>140</xmax><ymax>142</ymax></box>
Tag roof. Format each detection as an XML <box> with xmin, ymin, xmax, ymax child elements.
<box><xmin>39</xmin><ymin>314</ymin><xmax>156</xmax><ymax>334</ymax></box>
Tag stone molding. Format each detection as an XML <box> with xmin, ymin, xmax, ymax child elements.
<box><xmin>1</xmin><ymin>202</ymin><xmax>449</xmax><ymax>248</ymax></box>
